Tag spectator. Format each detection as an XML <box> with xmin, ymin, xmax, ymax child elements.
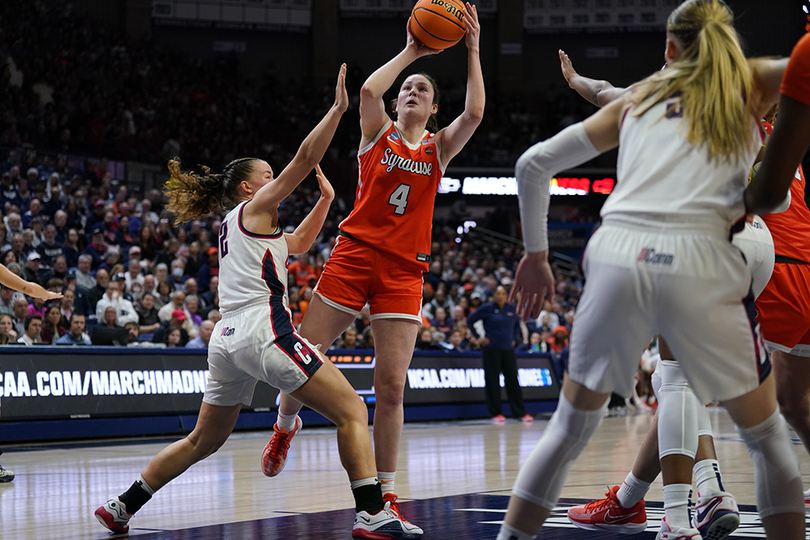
<box><xmin>11</xmin><ymin>297</ymin><xmax>28</xmax><ymax>337</ymax></box>
<box><xmin>0</xmin><ymin>312</ymin><xmax>17</xmax><ymax>344</ymax></box>
<box><xmin>362</xmin><ymin>326</ymin><xmax>375</xmax><ymax>350</ymax></box>
<box><xmin>27</xmin><ymin>296</ymin><xmax>47</xmax><ymax>318</ymax></box>
<box><xmin>154</xmin><ymin>263</ymin><xmax>169</xmax><ymax>285</ymax></box>
<box><xmin>336</xmin><ymin>327</ymin><xmax>360</xmax><ymax>349</ymax></box>
<box><xmin>138</xmin><ymin>274</ymin><xmax>157</xmax><ymax>303</ymax></box>
<box><xmin>124</xmin><ymin>259</ymin><xmax>144</xmax><ymax>297</ymax></box>
<box><xmin>36</xmin><ymin>225</ymin><xmax>63</xmax><ymax>268</ymax></box>
<box><xmin>152</xmin><ymin>309</ymin><xmax>190</xmax><ymax>346</ymax></box>
<box><xmin>53</xmin><ymin>210</ymin><xmax>69</xmax><ymax>243</ymax></box>
<box><xmin>135</xmin><ymin>293</ymin><xmax>161</xmax><ymax>334</ymax></box>
<box><xmin>59</xmin><ymin>288</ymin><xmax>75</xmax><ymax>321</ymax></box>
<box><xmin>168</xmin><ymin>258</ymin><xmax>189</xmax><ymax>290</ymax></box>
<box><xmin>55</xmin><ymin>313</ymin><xmax>92</xmax><ymax>345</ymax></box>
<box><xmin>23</xmin><ymin>252</ymin><xmax>45</xmax><ymax>286</ymax></box>
<box><xmin>207</xmin><ymin>310</ymin><xmax>221</xmax><ymax>324</ymax></box>
<box><xmin>83</xmin><ymin>224</ymin><xmax>108</xmax><ymax>269</ymax></box>
<box><xmin>430</xmin><ymin>307</ymin><xmax>454</xmax><ymax>334</ymax></box>
<box><xmin>95</xmin><ymin>274</ymin><xmax>138</xmax><ymax>326</ymax></box>
<box><xmin>99</xmin><ymin>305</ymin><xmax>120</xmax><ymax>328</ymax></box>
<box><xmin>200</xmin><ymin>275</ymin><xmax>218</xmax><ymax>313</ymax></box>
<box><xmin>40</xmin><ymin>305</ymin><xmax>67</xmax><ymax>344</ymax></box>
<box><xmin>467</xmin><ymin>285</ymin><xmax>532</xmax><ymax>425</ymax></box>
<box><xmin>415</xmin><ymin>327</ymin><xmax>440</xmax><ymax>350</ymax></box>
<box><xmin>124</xmin><ymin>322</ymin><xmax>141</xmax><ymax>345</ymax></box>
<box><xmin>517</xmin><ymin>332</ymin><xmax>548</xmax><ymax>354</ymax></box>
<box><xmin>98</xmin><ymin>248</ymin><xmax>122</xmax><ymax>275</ymax></box>
<box><xmin>87</xmin><ymin>268</ymin><xmax>110</xmax><ymax>313</ymax></box>
<box><xmin>75</xmin><ymin>254</ymin><xmax>96</xmax><ymax>290</ymax></box>
<box><xmin>164</xmin><ymin>327</ymin><xmax>183</xmax><ymax>348</ymax></box>
<box><xmin>17</xmin><ymin>315</ymin><xmax>42</xmax><ymax>345</ymax></box>
<box><xmin>0</xmin><ymin>285</ymin><xmax>21</xmax><ymax>316</ymax></box>
<box><xmin>158</xmin><ymin>290</ymin><xmax>187</xmax><ymax>322</ymax></box>
<box><xmin>64</xmin><ymin>270</ymin><xmax>92</xmax><ymax>317</ymax></box>
<box><xmin>62</xmin><ymin>228</ymin><xmax>82</xmax><ymax>270</ymax></box>
<box><xmin>185</xmin><ymin>295</ymin><xmax>202</xmax><ymax>329</ymax></box>
<box><xmin>185</xmin><ymin>320</ymin><xmax>214</xmax><ymax>349</ymax></box>
<box><xmin>155</xmin><ymin>279</ymin><xmax>173</xmax><ymax>308</ymax></box>
<box><xmin>288</xmin><ymin>252</ymin><xmax>316</xmax><ymax>288</ymax></box>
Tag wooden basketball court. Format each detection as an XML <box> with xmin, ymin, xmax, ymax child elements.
<box><xmin>2</xmin><ymin>408</ymin><xmax>808</xmax><ymax>539</ymax></box>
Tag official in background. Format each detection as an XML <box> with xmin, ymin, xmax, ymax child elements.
<box><xmin>467</xmin><ymin>286</ymin><xmax>532</xmax><ymax>425</ymax></box>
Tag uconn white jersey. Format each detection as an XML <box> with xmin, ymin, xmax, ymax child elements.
<box><xmin>602</xmin><ymin>96</ymin><xmax>762</xmax><ymax>225</ymax></box>
<box><xmin>217</xmin><ymin>202</ymin><xmax>293</xmax><ymax>335</ymax></box>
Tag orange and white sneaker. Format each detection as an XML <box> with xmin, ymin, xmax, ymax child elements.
<box><xmin>804</xmin><ymin>488</ymin><xmax>810</xmax><ymax>504</ymax></box>
<box><xmin>261</xmin><ymin>416</ymin><xmax>302</xmax><ymax>477</ymax></box>
<box><xmin>382</xmin><ymin>493</ymin><xmax>424</xmax><ymax>536</ymax></box>
<box><xmin>567</xmin><ymin>485</ymin><xmax>647</xmax><ymax>534</ymax></box>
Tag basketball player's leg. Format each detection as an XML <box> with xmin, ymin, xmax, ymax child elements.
<box><xmin>142</xmin><ymin>402</ymin><xmax>243</xmax><ymax>490</ymax></box>
<box><xmin>721</xmin><ymin>376</ymin><xmax>805</xmax><ymax>539</ymax></box>
<box><xmin>501</xmin><ymin>378</ymin><xmax>610</xmax><ymax>539</ymax></box>
<box><xmin>288</xmin><ymin>356</ymin><xmax>376</xmax><ymax>480</ymax></box>
<box><xmin>369</xmin><ymin>318</ymin><xmax>420</xmax><ymax>475</ymax></box>
<box><xmin>771</xmin><ymin>349</ymin><xmax>810</xmax><ymax>451</ymax></box>
<box><xmin>277</xmin><ymin>294</ymin><xmax>358</xmax><ymax>419</ymax></box>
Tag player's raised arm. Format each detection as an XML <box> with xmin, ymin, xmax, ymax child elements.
<box><xmin>249</xmin><ymin>64</ymin><xmax>349</xmax><ymax>214</ymax></box>
<box><xmin>435</xmin><ymin>2</ymin><xmax>485</xmax><ymax>166</ymax></box>
<box><xmin>285</xmin><ymin>165</ymin><xmax>335</xmax><ymax>256</ymax></box>
<box><xmin>0</xmin><ymin>264</ymin><xmax>62</xmax><ymax>300</ymax></box>
<box><xmin>359</xmin><ymin>19</ymin><xmax>441</xmax><ymax>143</ymax></box>
<box><xmin>559</xmin><ymin>49</ymin><xmax>628</xmax><ymax>107</ymax></box>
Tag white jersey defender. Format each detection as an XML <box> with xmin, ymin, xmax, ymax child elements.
<box><xmin>567</xmin><ymin>96</ymin><xmax>769</xmax><ymax>405</ymax></box>
<box><xmin>203</xmin><ymin>201</ymin><xmax>323</xmax><ymax>408</ymax></box>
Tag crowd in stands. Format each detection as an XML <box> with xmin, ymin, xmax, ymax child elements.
<box><xmin>0</xmin><ymin>1</ymin><xmax>604</xmax><ymax>179</ymax></box>
<box><xmin>0</xmin><ymin>144</ymin><xmax>583</xmax><ymax>353</ymax></box>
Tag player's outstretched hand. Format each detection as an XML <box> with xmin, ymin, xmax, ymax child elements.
<box><xmin>334</xmin><ymin>63</ymin><xmax>349</xmax><ymax>113</ymax></box>
<box><xmin>463</xmin><ymin>3</ymin><xmax>480</xmax><ymax>51</ymax></box>
<box><xmin>314</xmin><ymin>164</ymin><xmax>335</xmax><ymax>203</ymax></box>
<box><xmin>559</xmin><ymin>49</ymin><xmax>578</xmax><ymax>87</ymax></box>
<box><xmin>509</xmin><ymin>251</ymin><xmax>554</xmax><ymax>322</ymax></box>
<box><xmin>33</xmin><ymin>288</ymin><xmax>63</xmax><ymax>301</ymax></box>
<box><xmin>406</xmin><ymin>17</ymin><xmax>443</xmax><ymax>58</ymax></box>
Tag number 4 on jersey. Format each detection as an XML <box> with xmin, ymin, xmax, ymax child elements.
<box><xmin>388</xmin><ymin>183</ymin><xmax>411</xmax><ymax>215</ymax></box>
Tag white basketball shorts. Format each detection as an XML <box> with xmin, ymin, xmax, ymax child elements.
<box><xmin>568</xmin><ymin>214</ymin><xmax>770</xmax><ymax>404</ymax></box>
<box><xmin>203</xmin><ymin>302</ymin><xmax>324</xmax><ymax>407</ymax></box>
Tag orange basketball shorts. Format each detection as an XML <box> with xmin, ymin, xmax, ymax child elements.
<box><xmin>314</xmin><ymin>235</ymin><xmax>424</xmax><ymax>323</ymax></box>
<box><xmin>757</xmin><ymin>261</ymin><xmax>810</xmax><ymax>357</ymax></box>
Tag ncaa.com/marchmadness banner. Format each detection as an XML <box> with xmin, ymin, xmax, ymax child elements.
<box><xmin>0</xmin><ymin>348</ymin><xmax>559</xmax><ymax>421</ymax></box>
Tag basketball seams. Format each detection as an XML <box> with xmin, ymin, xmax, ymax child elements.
<box><xmin>413</xmin><ymin>7</ymin><xmax>466</xmax><ymax>32</ymax></box>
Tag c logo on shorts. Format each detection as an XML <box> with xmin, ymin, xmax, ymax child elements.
<box><xmin>294</xmin><ymin>342</ymin><xmax>312</xmax><ymax>364</ymax></box>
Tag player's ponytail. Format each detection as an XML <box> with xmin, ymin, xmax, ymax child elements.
<box><xmin>164</xmin><ymin>157</ymin><xmax>257</xmax><ymax>225</ymax></box>
<box><xmin>631</xmin><ymin>0</ymin><xmax>754</xmax><ymax>162</ymax></box>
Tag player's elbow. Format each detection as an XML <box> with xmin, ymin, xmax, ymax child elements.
<box><xmin>360</xmin><ymin>82</ymin><xmax>382</xmax><ymax>103</ymax></box>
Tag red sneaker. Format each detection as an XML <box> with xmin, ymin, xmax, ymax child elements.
<box><xmin>381</xmin><ymin>493</ymin><xmax>424</xmax><ymax>536</ymax></box>
<box><xmin>567</xmin><ymin>485</ymin><xmax>647</xmax><ymax>534</ymax></box>
<box><xmin>491</xmin><ymin>415</ymin><xmax>506</xmax><ymax>425</ymax></box>
<box><xmin>261</xmin><ymin>416</ymin><xmax>302</xmax><ymax>477</ymax></box>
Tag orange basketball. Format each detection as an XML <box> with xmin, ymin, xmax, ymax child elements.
<box><xmin>410</xmin><ymin>0</ymin><xmax>467</xmax><ymax>51</ymax></box>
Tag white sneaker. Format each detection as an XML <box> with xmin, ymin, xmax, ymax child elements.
<box><xmin>0</xmin><ymin>465</ymin><xmax>14</xmax><ymax>483</ymax></box>
<box><xmin>94</xmin><ymin>496</ymin><xmax>133</xmax><ymax>534</ymax></box>
<box><xmin>657</xmin><ymin>517</ymin><xmax>702</xmax><ymax>540</ymax></box>
<box><xmin>692</xmin><ymin>493</ymin><xmax>739</xmax><ymax>540</ymax></box>
<box><xmin>804</xmin><ymin>487</ymin><xmax>810</xmax><ymax>504</ymax></box>
<box><xmin>352</xmin><ymin>501</ymin><xmax>423</xmax><ymax>539</ymax></box>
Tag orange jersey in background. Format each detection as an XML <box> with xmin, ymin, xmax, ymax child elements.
<box><xmin>762</xmin><ymin>165</ymin><xmax>810</xmax><ymax>262</ymax></box>
<box><xmin>339</xmin><ymin>120</ymin><xmax>444</xmax><ymax>270</ymax></box>
<box><xmin>782</xmin><ymin>33</ymin><xmax>810</xmax><ymax>106</ymax></box>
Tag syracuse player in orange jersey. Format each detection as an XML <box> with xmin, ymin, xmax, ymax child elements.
<box><xmin>260</xmin><ymin>2</ymin><xmax>485</xmax><ymax>534</ymax></box>
<box><xmin>746</xmin><ymin>32</ymin><xmax>810</xmax><ymax>503</ymax></box>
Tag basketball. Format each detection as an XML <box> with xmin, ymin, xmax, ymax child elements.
<box><xmin>410</xmin><ymin>0</ymin><xmax>467</xmax><ymax>51</ymax></box>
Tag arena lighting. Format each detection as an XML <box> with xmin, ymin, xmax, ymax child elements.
<box><xmin>438</xmin><ymin>176</ymin><xmax>615</xmax><ymax>196</ymax></box>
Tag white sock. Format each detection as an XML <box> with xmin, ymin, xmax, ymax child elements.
<box><xmin>350</xmin><ymin>476</ymin><xmax>379</xmax><ymax>490</ymax></box>
<box><xmin>616</xmin><ymin>472</ymin><xmax>651</xmax><ymax>507</ymax></box>
<box><xmin>496</xmin><ymin>523</ymin><xmax>535</xmax><ymax>540</ymax></box>
<box><xmin>662</xmin><ymin>484</ymin><xmax>692</xmax><ymax>530</ymax></box>
<box><xmin>136</xmin><ymin>475</ymin><xmax>155</xmax><ymax>496</ymax></box>
<box><xmin>693</xmin><ymin>459</ymin><xmax>724</xmax><ymax>498</ymax></box>
<box><xmin>378</xmin><ymin>471</ymin><xmax>395</xmax><ymax>495</ymax></box>
<box><xmin>276</xmin><ymin>411</ymin><xmax>298</xmax><ymax>432</ymax></box>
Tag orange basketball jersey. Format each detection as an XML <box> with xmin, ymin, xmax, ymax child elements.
<box><xmin>782</xmin><ymin>33</ymin><xmax>810</xmax><ymax>106</ymax></box>
<box><xmin>339</xmin><ymin>119</ymin><xmax>444</xmax><ymax>269</ymax></box>
<box><xmin>762</xmin><ymin>164</ymin><xmax>810</xmax><ymax>262</ymax></box>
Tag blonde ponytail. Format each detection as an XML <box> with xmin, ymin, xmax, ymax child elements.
<box><xmin>631</xmin><ymin>0</ymin><xmax>754</xmax><ymax>162</ymax></box>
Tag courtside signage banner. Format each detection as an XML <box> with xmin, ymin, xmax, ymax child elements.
<box><xmin>0</xmin><ymin>349</ymin><xmax>559</xmax><ymax>420</ymax></box>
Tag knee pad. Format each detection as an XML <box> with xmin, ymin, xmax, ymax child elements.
<box><xmin>512</xmin><ymin>394</ymin><xmax>607</xmax><ymax>509</ymax></box>
<box><xmin>696</xmin><ymin>403</ymin><xmax>713</xmax><ymax>438</ymax></box>
<box><xmin>737</xmin><ymin>409</ymin><xmax>804</xmax><ymax>518</ymax></box>
<box><xmin>656</xmin><ymin>361</ymin><xmax>699</xmax><ymax>459</ymax></box>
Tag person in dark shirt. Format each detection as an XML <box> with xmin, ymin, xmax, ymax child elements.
<box><xmin>467</xmin><ymin>286</ymin><xmax>532</xmax><ymax>424</ymax></box>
